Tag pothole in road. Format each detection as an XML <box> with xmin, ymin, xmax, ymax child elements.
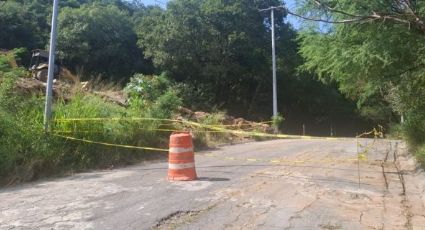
<box><xmin>154</xmin><ymin>210</ymin><xmax>202</xmax><ymax>229</ymax></box>
<box><xmin>153</xmin><ymin>205</ymin><xmax>216</xmax><ymax>229</ymax></box>
<box><xmin>318</xmin><ymin>222</ymin><xmax>343</xmax><ymax>230</ymax></box>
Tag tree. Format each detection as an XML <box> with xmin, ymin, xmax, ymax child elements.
<box><xmin>0</xmin><ymin>1</ymin><xmax>48</xmax><ymax>51</ymax></box>
<box><xmin>297</xmin><ymin>0</ymin><xmax>425</xmax><ymax>139</ymax></box>
<box><xmin>136</xmin><ymin>0</ymin><xmax>289</xmax><ymax>114</ymax></box>
<box><xmin>57</xmin><ymin>2</ymin><xmax>149</xmax><ymax>80</ymax></box>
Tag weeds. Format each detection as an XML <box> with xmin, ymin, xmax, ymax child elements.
<box><xmin>0</xmin><ymin>59</ymin><xmax>182</xmax><ymax>184</ymax></box>
<box><xmin>415</xmin><ymin>145</ymin><xmax>425</xmax><ymax>166</ymax></box>
<box><xmin>192</xmin><ymin>112</ymin><xmax>233</xmax><ymax>148</ymax></box>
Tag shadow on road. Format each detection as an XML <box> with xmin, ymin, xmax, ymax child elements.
<box><xmin>197</xmin><ymin>177</ymin><xmax>230</xmax><ymax>182</ymax></box>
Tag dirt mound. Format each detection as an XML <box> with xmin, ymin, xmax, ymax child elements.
<box><xmin>177</xmin><ymin>106</ymin><xmax>273</xmax><ymax>133</ymax></box>
<box><xmin>14</xmin><ymin>78</ymin><xmax>272</xmax><ymax>132</ymax></box>
<box><xmin>15</xmin><ymin>78</ymin><xmax>74</xmax><ymax>101</ymax></box>
<box><xmin>14</xmin><ymin>77</ymin><xmax>128</xmax><ymax>106</ymax></box>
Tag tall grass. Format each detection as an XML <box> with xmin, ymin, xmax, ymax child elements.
<box><xmin>402</xmin><ymin>112</ymin><xmax>425</xmax><ymax>166</ymax></box>
<box><xmin>0</xmin><ymin>65</ymin><xmax>182</xmax><ymax>184</ymax></box>
<box><xmin>191</xmin><ymin>112</ymin><xmax>234</xmax><ymax>148</ymax></box>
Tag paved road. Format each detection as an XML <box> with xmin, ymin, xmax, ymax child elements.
<box><xmin>1</xmin><ymin>138</ymin><xmax>425</xmax><ymax>229</ymax></box>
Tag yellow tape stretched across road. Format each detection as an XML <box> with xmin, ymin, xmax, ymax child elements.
<box><xmin>52</xmin><ymin>133</ymin><xmax>366</xmax><ymax>164</ymax></box>
<box><xmin>54</xmin><ymin>117</ymin><xmax>272</xmax><ymax>125</ymax></box>
<box><xmin>54</xmin><ymin>117</ymin><xmax>382</xmax><ymax>140</ymax></box>
<box><xmin>53</xmin><ymin>117</ymin><xmax>326</xmax><ymax>139</ymax></box>
<box><xmin>52</xmin><ymin>117</ymin><xmax>383</xmax><ymax>158</ymax></box>
<box><xmin>54</xmin><ymin>128</ymin><xmax>250</xmax><ymax>134</ymax></box>
<box><xmin>55</xmin><ymin>117</ymin><xmax>192</xmax><ymax>124</ymax></box>
<box><xmin>53</xmin><ymin>116</ymin><xmax>384</xmax><ymax>141</ymax></box>
<box><xmin>52</xmin><ymin>131</ymin><xmax>367</xmax><ymax>164</ymax></box>
<box><xmin>52</xmin><ymin>134</ymin><xmax>169</xmax><ymax>152</ymax></box>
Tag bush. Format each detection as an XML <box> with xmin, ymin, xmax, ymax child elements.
<box><xmin>403</xmin><ymin>112</ymin><xmax>425</xmax><ymax>147</ymax></box>
<box><xmin>148</xmin><ymin>90</ymin><xmax>182</xmax><ymax>119</ymax></box>
<box><xmin>401</xmin><ymin>108</ymin><xmax>425</xmax><ymax>168</ymax></box>
<box><xmin>174</xmin><ymin>82</ymin><xmax>217</xmax><ymax>111</ymax></box>
<box><xmin>416</xmin><ymin>144</ymin><xmax>425</xmax><ymax>166</ymax></box>
<box><xmin>125</xmin><ymin>73</ymin><xmax>171</xmax><ymax>105</ymax></box>
<box><xmin>192</xmin><ymin>112</ymin><xmax>233</xmax><ymax>148</ymax></box>
<box><xmin>388</xmin><ymin>123</ymin><xmax>403</xmax><ymax>139</ymax></box>
<box><xmin>272</xmin><ymin>114</ymin><xmax>284</xmax><ymax>132</ymax></box>
<box><xmin>126</xmin><ymin>72</ymin><xmax>182</xmax><ymax>119</ymax></box>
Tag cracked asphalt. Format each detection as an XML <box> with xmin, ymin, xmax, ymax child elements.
<box><xmin>1</xmin><ymin>138</ymin><xmax>425</xmax><ymax>229</ymax></box>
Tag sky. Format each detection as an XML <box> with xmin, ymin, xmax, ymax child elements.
<box><xmin>139</xmin><ymin>0</ymin><xmax>302</xmax><ymax>28</ymax></box>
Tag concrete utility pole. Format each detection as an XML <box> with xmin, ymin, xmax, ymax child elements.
<box><xmin>259</xmin><ymin>6</ymin><xmax>284</xmax><ymax>118</ymax></box>
<box><xmin>271</xmin><ymin>8</ymin><xmax>278</xmax><ymax>118</ymax></box>
<box><xmin>44</xmin><ymin>0</ymin><xmax>59</xmax><ymax>132</ymax></box>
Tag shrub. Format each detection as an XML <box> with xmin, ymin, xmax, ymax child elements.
<box><xmin>148</xmin><ymin>89</ymin><xmax>182</xmax><ymax>119</ymax></box>
<box><xmin>416</xmin><ymin>144</ymin><xmax>425</xmax><ymax>166</ymax></box>
<box><xmin>174</xmin><ymin>82</ymin><xmax>216</xmax><ymax>111</ymax></box>
<box><xmin>272</xmin><ymin>114</ymin><xmax>284</xmax><ymax>132</ymax></box>
<box><xmin>192</xmin><ymin>112</ymin><xmax>233</xmax><ymax>147</ymax></box>
<box><xmin>403</xmin><ymin>112</ymin><xmax>425</xmax><ymax>147</ymax></box>
<box><xmin>125</xmin><ymin>73</ymin><xmax>171</xmax><ymax>105</ymax></box>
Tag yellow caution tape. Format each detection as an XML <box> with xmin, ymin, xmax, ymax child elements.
<box><xmin>358</xmin><ymin>153</ymin><xmax>367</xmax><ymax>160</ymax></box>
<box><xmin>53</xmin><ymin>117</ymin><xmax>384</xmax><ymax>161</ymax></box>
<box><xmin>54</xmin><ymin>117</ymin><xmax>383</xmax><ymax>141</ymax></box>
<box><xmin>54</xmin><ymin>131</ymin><xmax>105</xmax><ymax>134</ymax></box>
<box><xmin>54</xmin><ymin>118</ymin><xmax>262</xmax><ymax>135</ymax></box>
<box><xmin>54</xmin><ymin>117</ymin><xmax>370</xmax><ymax>141</ymax></box>
<box><xmin>53</xmin><ymin>128</ymin><xmax>239</xmax><ymax>134</ymax></box>
<box><xmin>53</xmin><ymin>117</ymin><xmax>319</xmax><ymax>139</ymax></box>
<box><xmin>356</xmin><ymin>127</ymin><xmax>384</xmax><ymax>138</ymax></box>
<box><xmin>55</xmin><ymin>117</ymin><xmax>178</xmax><ymax>122</ymax></box>
<box><xmin>52</xmin><ymin>134</ymin><xmax>169</xmax><ymax>152</ymax></box>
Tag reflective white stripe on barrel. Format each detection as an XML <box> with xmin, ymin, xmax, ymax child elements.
<box><xmin>169</xmin><ymin>147</ymin><xmax>193</xmax><ymax>153</ymax></box>
<box><xmin>168</xmin><ymin>162</ymin><xmax>195</xmax><ymax>170</ymax></box>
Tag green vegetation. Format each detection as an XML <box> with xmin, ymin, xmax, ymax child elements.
<box><xmin>272</xmin><ymin>114</ymin><xmax>284</xmax><ymax>132</ymax></box>
<box><xmin>0</xmin><ymin>0</ymin><xmax>362</xmax><ymax>125</ymax></box>
<box><xmin>57</xmin><ymin>3</ymin><xmax>147</xmax><ymax>79</ymax></box>
<box><xmin>296</xmin><ymin>0</ymin><xmax>425</xmax><ymax>164</ymax></box>
<box><xmin>3</xmin><ymin>0</ymin><xmax>424</xmax><ymax>183</ymax></box>
<box><xmin>0</xmin><ymin>51</ymin><xmax>235</xmax><ymax>184</ymax></box>
<box><xmin>0</xmin><ymin>54</ymin><xmax>169</xmax><ymax>183</ymax></box>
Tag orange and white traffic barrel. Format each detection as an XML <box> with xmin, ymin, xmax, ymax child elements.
<box><xmin>168</xmin><ymin>132</ymin><xmax>197</xmax><ymax>181</ymax></box>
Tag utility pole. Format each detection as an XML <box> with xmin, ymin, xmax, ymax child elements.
<box><xmin>44</xmin><ymin>0</ymin><xmax>59</xmax><ymax>132</ymax></box>
<box><xmin>259</xmin><ymin>6</ymin><xmax>284</xmax><ymax>119</ymax></box>
<box><xmin>271</xmin><ymin>8</ymin><xmax>278</xmax><ymax>118</ymax></box>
